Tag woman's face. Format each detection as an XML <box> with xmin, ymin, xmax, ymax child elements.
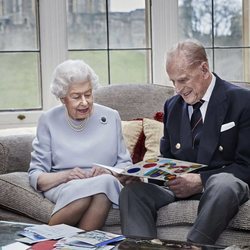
<box><xmin>61</xmin><ymin>81</ymin><xmax>93</xmax><ymax>120</ymax></box>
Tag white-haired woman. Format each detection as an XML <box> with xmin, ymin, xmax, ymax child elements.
<box><xmin>28</xmin><ymin>60</ymin><xmax>133</xmax><ymax>230</ymax></box>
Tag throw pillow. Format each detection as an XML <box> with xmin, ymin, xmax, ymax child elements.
<box><xmin>121</xmin><ymin>120</ymin><xmax>143</xmax><ymax>162</ymax></box>
<box><xmin>142</xmin><ymin>118</ymin><xmax>163</xmax><ymax>161</ymax></box>
<box><xmin>154</xmin><ymin>111</ymin><xmax>164</xmax><ymax>123</ymax></box>
<box><xmin>132</xmin><ymin>129</ymin><xmax>146</xmax><ymax>163</ymax></box>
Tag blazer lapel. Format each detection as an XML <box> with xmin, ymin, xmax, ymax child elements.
<box><xmin>197</xmin><ymin>79</ymin><xmax>228</xmax><ymax>165</ymax></box>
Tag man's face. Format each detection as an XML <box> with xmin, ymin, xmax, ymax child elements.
<box><xmin>166</xmin><ymin>55</ymin><xmax>210</xmax><ymax>105</ymax></box>
<box><xmin>61</xmin><ymin>81</ymin><xmax>93</xmax><ymax>120</ymax></box>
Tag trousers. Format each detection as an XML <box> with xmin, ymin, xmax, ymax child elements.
<box><xmin>119</xmin><ymin>173</ymin><xmax>249</xmax><ymax>244</ymax></box>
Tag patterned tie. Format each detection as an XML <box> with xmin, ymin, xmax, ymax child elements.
<box><xmin>190</xmin><ymin>100</ymin><xmax>204</xmax><ymax>149</ymax></box>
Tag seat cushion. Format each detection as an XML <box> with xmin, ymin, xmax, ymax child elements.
<box><xmin>0</xmin><ymin>171</ymin><xmax>121</xmax><ymax>227</ymax></box>
<box><xmin>1</xmin><ymin>171</ymin><xmax>249</xmax><ymax>232</ymax></box>
<box><xmin>157</xmin><ymin>200</ymin><xmax>250</xmax><ymax>230</ymax></box>
<box><xmin>0</xmin><ymin>172</ymin><xmax>54</xmax><ymax>223</ymax></box>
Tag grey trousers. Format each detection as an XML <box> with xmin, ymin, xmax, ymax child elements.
<box><xmin>119</xmin><ymin>173</ymin><xmax>249</xmax><ymax>245</ymax></box>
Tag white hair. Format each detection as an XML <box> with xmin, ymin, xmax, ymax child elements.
<box><xmin>50</xmin><ymin>59</ymin><xmax>100</xmax><ymax>98</ymax></box>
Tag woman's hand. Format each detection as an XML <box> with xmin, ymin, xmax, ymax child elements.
<box><xmin>37</xmin><ymin>167</ymin><xmax>89</xmax><ymax>191</ymax></box>
<box><xmin>66</xmin><ymin>167</ymin><xmax>90</xmax><ymax>181</ymax></box>
<box><xmin>90</xmin><ymin>166</ymin><xmax>113</xmax><ymax>177</ymax></box>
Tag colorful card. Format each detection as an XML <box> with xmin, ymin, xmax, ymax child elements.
<box><xmin>95</xmin><ymin>157</ymin><xmax>207</xmax><ymax>181</ymax></box>
<box><xmin>55</xmin><ymin>230</ymin><xmax>124</xmax><ymax>248</ymax></box>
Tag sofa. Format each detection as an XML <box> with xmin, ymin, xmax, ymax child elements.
<box><xmin>0</xmin><ymin>83</ymin><xmax>250</xmax><ymax>247</ymax></box>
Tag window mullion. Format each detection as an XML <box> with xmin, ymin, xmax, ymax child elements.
<box><xmin>151</xmin><ymin>0</ymin><xmax>178</xmax><ymax>85</ymax></box>
<box><xmin>243</xmin><ymin>0</ymin><xmax>250</xmax><ymax>82</ymax></box>
<box><xmin>39</xmin><ymin>0</ymin><xmax>68</xmax><ymax>110</ymax></box>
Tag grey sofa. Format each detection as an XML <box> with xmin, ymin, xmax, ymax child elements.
<box><xmin>0</xmin><ymin>84</ymin><xmax>249</xmax><ymax>247</ymax></box>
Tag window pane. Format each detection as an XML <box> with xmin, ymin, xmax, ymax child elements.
<box><xmin>109</xmin><ymin>50</ymin><xmax>150</xmax><ymax>84</ymax></box>
<box><xmin>67</xmin><ymin>0</ymin><xmax>107</xmax><ymax>49</ymax></box>
<box><xmin>214</xmin><ymin>49</ymin><xmax>244</xmax><ymax>82</ymax></box>
<box><xmin>205</xmin><ymin>48</ymin><xmax>213</xmax><ymax>70</ymax></box>
<box><xmin>214</xmin><ymin>0</ymin><xmax>242</xmax><ymax>46</ymax></box>
<box><xmin>242</xmin><ymin>0</ymin><xmax>250</xmax><ymax>47</ymax></box>
<box><xmin>108</xmin><ymin>0</ymin><xmax>149</xmax><ymax>49</ymax></box>
<box><xmin>0</xmin><ymin>53</ymin><xmax>41</xmax><ymax>110</ymax></box>
<box><xmin>67</xmin><ymin>0</ymin><xmax>152</xmax><ymax>85</ymax></box>
<box><xmin>0</xmin><ymin>0</ymin><xmax>38</xmax><ymax>51</ymax></box>
<box><xmin>178</xmin><ymin>0</ymin><xmax>212</xmax><ymax>46</ymax></box>
<box><xmin>0</xmin><ymin>0</ymin><xmax>41</xmax><ymax>111</ymax></box>
<box><xmin>69</xmin><ymin>51</ymin><xmax>109</xmax><ymax>85</ymax></box>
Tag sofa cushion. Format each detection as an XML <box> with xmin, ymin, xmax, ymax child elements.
<box><xmin>105</xmin><ymin>208</ymin><xmax>120</xmax><ymax>226</ymax></box>
<box><xmin>0</xmin><ymin>172</ymin><xmax>53</xmax><ymax>223</ymax></box>
<box><xmin>121</xmin><ymin>120</ymin><xmax>143</xmax><ymax>162</ymax></box>
<box><xmin>156</xmin><ymin>200</ymin><xmax>250</xmax><ymax>230</ymax></box>
<box><xmin>142</xmin><ymin>118</ymin><xmax>163</xmax><ymax>161</ymax></box>
<box><xmin>131</xmin><ymin>128</ymin><xmax>146</xmax><ymax>164</ymax></box>
<box><xmin>1</xmin><ymin>173</ymin><xmax>248</xmax><ymax>231</ymax></box>
<box><xmin>0</xmin><ymin>171</ymin><xmax>123</xmax><ymax>227</ymax></box>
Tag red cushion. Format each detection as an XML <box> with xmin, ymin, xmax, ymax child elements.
<box><xmin>154</xmin><ymin>111</ymin><xmax>164</xmax><ymax>123</ymax></box>
<box><xmin>132</xmin><ymin>130</ymin><xmax>146</xmax><ymax>163</ymax></box>
<box><xmin>131</xmin><ymin>112</ymin><xmax>164</xmax><ymax>164</ymax></box>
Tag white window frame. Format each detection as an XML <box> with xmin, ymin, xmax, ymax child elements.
<box><xmin>0</xmin><ymin>0</ymin><xmax>176</xmax><ymax>129</ymax></box>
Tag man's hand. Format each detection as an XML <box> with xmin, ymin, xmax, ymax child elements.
<box><xmin>166</xmin><ymin>173</ymin><xmax>203</xmax><ymax>198</ymax></box>
<box><xmin>117</xmin><ymin>174</ymin><xmax>141</xmax><ymax>185</ymax></box>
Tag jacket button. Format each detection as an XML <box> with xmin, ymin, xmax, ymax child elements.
<box><xmin>175</xmin><ymin>143</ymin><xmax>181</xmax><ymax>149</ymax></box>
<box><xmin>219</xmin><ymin>146</ymin><xmax>223</xmax><ymax>151</ymax></box>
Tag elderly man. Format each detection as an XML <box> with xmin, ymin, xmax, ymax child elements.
<box><xmin>119</xmin><ymin>39</ymin><xmax>250</xmax><ymax>244</ymax></box>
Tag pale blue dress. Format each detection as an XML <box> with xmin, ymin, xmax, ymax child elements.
<box><xmin>28</xmin><ymin>103</ymin><xmax>132</xmax><ymax>215</ymax></box>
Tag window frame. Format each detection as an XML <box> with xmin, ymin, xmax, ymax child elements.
<box><xmin>0</xmin><ymin>0</ymin><xmax>67</xmax><ymax>128</ymax></box>
<box><xmin>2</xmin><ymin>0</ymin><xmax>248</xmax><ymax>128</ymax></box>
<box><xmin>0</xmin><ymin>0</ymin><xmax>177</xmax><ymax>128</ymax></box>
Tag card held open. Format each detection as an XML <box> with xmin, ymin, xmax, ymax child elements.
<box><xmin>94</xmin><ymin>157</ymin><xmax>207</xmax><ymax>181</ymax></box>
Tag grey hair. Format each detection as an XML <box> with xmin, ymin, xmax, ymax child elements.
<box><xmin>50</xmin><ymin>59</ymin><xmax>100</xmax><ymax>98</ymax></box>
<box><xmin>166</xmin><ymin>39</ymin><xmax>209</xmax><ymax>69</ymax></box>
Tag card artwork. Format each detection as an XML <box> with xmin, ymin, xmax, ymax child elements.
<box><xmin>123</xmin><ymin>157</ymin><xmax>207</xmax><ymax>181</ymax></box>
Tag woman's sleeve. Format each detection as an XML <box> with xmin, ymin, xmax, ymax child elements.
<box><xmin>28</xmin><ymin>113</ymin><xmax>52</xmax><ymax>191</ymax></box>
<box><xmin>113</xmin><ymin>110</ymin><xmax>133</xmax><ymax>169</ymax></box>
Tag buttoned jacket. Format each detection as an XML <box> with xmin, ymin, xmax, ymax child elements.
<box><xmin>160</xmin><ymin>74</ymin><xmax>250</xmax><ymax>186</ymax></box>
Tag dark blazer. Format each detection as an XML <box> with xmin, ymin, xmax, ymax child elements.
<box><xmin>160</xmin><ymin>74</ymin><xmax>250</xmax><ymax>186</ymax></box>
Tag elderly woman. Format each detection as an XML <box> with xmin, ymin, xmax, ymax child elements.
<box><xmin>28</xmin><ymin>59</ymin><xmax>132</xmax><ymax>230</ymax></box>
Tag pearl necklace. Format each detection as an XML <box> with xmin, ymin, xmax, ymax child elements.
<box><xmin>66</xmin><ymin>112</ymin><xmax>89</xmax><ymax>132</ymax></box>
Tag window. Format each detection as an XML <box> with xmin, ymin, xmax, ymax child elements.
<box><xmin>0</xmin><ymin>0</ymin><xmax>40</xmax><ymax>111</ymax></box>
<box><xmin>0</xmin><ymin>0</ymin><xmax>249</xmax><ymax>129</ymax></box>
<box><xmin>178</xmin><ymin>0</ymin><xmax>250</xmax><ymax>83</ymax></box>
<box><xmin>67</xmin><ymin>0</ymin><xmax>152</xmax><ymax>85</ymax></box>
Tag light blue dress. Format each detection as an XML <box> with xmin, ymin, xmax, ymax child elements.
<box><xmin>28</xmin><ymin>103</ymin><xmax>132</xmax><ymax>215</ymax></box>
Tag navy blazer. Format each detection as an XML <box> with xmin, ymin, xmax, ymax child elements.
<box><xmin>160</xmin><ymin>74</ymin><xmax>250</xmax><ymax>186</ymax></box>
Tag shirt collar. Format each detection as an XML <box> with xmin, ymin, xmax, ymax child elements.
<box><xmin>202</xmin><ymin>73</ymin><xmax>216</xmax><ymax>103</ymax></box>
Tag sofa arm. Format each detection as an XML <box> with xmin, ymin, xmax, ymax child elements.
<box><xmin>0</xmin><ymin>127</ymin><xmax>36</xmax><ymax>174</ymax></box>
<box><xmin>0</xmin><ymin>142</ymin><xmax>9</xmax><ymax>174</ymax></box>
